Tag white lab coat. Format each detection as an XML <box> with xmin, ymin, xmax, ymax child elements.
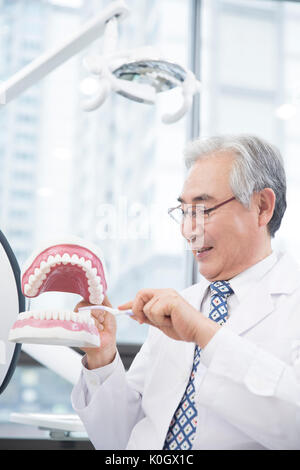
<box><xmin>72</xmin><ymin>251</ymin><xmax>300</xmax><ymax>450</ymax></box>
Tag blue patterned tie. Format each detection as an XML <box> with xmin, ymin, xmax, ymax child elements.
<box><xmin>163</xmin><ymin>280</ymin><xmax>234</xmax><ymax>450</ymax></box>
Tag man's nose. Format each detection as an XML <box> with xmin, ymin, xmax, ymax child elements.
<box><xmin>180</xmin><ymin>217</ymin><xmax>204</xmax><ymax>247</ymax></box>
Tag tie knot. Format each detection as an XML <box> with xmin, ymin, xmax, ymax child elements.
<box><xmin>209</xmin><ymin>280</ymin><xmax>234</xmax><ymax>298</ymax></box>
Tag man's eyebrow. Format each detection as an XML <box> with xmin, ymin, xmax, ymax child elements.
<box><xmin>177</xmin><ymin>194</ymin><xmax>215</xmax><ymax>203</ymax></box>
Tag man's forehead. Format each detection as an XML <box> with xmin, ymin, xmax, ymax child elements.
<box><xmin>180</xmin><ymin>152</ymin><xmax>235</xmax><ymax>202</ymax></box>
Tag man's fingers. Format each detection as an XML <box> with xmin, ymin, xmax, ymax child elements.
<box><xmin>118</xmin><ymin>301</ymin><xmax>133</xmax><ymax>310</ymax></box>
<box><xmin>102</xmin><ymin>295</ymin><xmax>112</xmax><ymax>308</ymax></box>
<box><xmin>131</xmin><ymin>289</ymin><xmax>156</xmax><ymax>323</ymax></box>
<box><xmin>118</xmin><ymin>289</ymin><xmax>157</xmax><ymax>323</ymax></box>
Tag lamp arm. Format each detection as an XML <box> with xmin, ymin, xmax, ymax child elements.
<box><xmin>0</xmin><ymin>0</ymin><xmax>129</xmax><ymax>106</ymax></box>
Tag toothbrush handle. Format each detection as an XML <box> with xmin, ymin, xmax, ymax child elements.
<box><xmin>78</xmin><ymin>305</ymin><xmax>133</xmax><ymax>316</ymax></box>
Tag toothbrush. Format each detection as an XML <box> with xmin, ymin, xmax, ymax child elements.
<box><xmin>78</xmin><ymin>305</ymin><xmax>133</xmax><ymax>317</ymax></box>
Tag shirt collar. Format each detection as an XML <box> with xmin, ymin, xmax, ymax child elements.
<box><xmin>200</xmin><ymin>250</ymin><xmax>278</xmax><ymax>304</ymax></box>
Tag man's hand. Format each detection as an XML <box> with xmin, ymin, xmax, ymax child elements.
<box><xmin>118</xmin><ymin>288</ymin><xmax>220</xmax><ymax>348</ymax></box>
<box><xmin>74</xmin><ymin>295</ymin><xmax>117</xmax><ymax>370</ymax></box>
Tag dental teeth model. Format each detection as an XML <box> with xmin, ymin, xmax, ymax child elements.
<box><xmin>8</xmin><ymin>238</ymin><xmax>108</xmax><ymax>348</ymax></box>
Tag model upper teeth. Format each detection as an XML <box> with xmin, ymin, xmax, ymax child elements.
<box><xmin>17</xmin><ymin>310</ymin><xmax>96</xmax><ymax>325</ymax></box>
<box><xmin>23</xmin><ymin>252</ymin><xmax>104</xmax><ymax>302</ymax></box>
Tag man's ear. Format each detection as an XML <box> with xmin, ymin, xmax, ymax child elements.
<box><xmin>257</xmin><ymin>188</ymin><xmax>276</xmax><ymax>228</ymax></box>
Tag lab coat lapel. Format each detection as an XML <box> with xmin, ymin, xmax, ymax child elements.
<box><xmin>225</xmin><ymin>285</ymin><xmax>274</xmax><ymax>336</ymax></box>
<box><xmin>225</xmin><ymin>252</ymin><xmax>300</xmax><ymax>336</ymax></box>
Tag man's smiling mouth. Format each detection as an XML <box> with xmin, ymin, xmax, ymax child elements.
<box><xmin>197</xmin><ymin>246</ymin><xmax>213</xmax><ymax>253</ymax></box>
<box><xmin>195</xmin><ymin>246</ymin><xmax>213</xmax><ymax>258</ymax></box>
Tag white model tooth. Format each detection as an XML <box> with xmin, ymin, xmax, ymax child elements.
<box><xmin>91</xmin><ymin>267</ymin><xmax>97</xmax><ymax>276</ymax></box>
<box><xmin>65</xmin><ymin>311</ymin><xmax>71</xmax><ymax>321</ymax></box>
<box><xmin>34</xmin><ymin>269</ymin><xmax>47</xmax><ymax>282</ymax></box>
<box><xmin>87</xmin><ymin>276</ymin><xmax>102</xmax><ymax>288</ymax></box>
<box><xmin>30</xmin><ymin>288</ymin><xmax>38</xmax><ymax>297</ymax></box>
<box><xmin>78</xmin><ymin>257</ymin><xmax>87</xmax><ymax>271</ymax></box>
<box><xmin>79</xmin><ymin>313</ymin><xmax>85</xmax><ymax>323</ymax></box>
<box><xmin>33</xmin><ymin>311</ymin><xmax>40</xmax><ymax>319</ymax></box>
<box><xmin>39</xmin><ymin>311</ymin><xmax>45</xmax><ymax>320</ymax></box>
<box><xmin>34</xmin><ymin>267</ymin><xmax>41</xmax><ymax>277</ymax></box>
<box><xmin>71</xmin><ymin>312</ymin><xmax>77</xmax><ymax>322</ymax></box>
<box><xmin>62</xmin><ymin>253</ymin><xmax>70</xmax><ymax>265</ymax></box>
<box><xmin>89</xmin><ymin>295</ymin><xmax>99</xmax><ymax>304</ymax></box>
<box><xmin>82</xmin><ymin>313</ymin><xmax>87</xmax><ymax>323</ymax></box>
<box><xmin>82</xmin><ymin>313</ymin><xmax>88</xmax><ymax>323</ymax></box>
<box><xmin>54</xmin><ymin>254</ymin><xmax>62</xmax><ymax>265</ymax></box>
<box><xmin>40</xmin><ymin>261</ymin><xmax>51</xmax><ymax>273</ymax></box>
<box><xmin>46</xmin><ymin>311</ymin><xmax>52</xmax><ymax>320</ymax></box>
<box><xmin>52</xmin><ymin>311</ymin><xmax>58</xmax><ymax>320</ymax></box>
<box><xmin>19</xmin><ymin>312</ymin><xmax>28</xmax><ymax>320</ymax></box>
<box><xmin>24</xmin><ymin>284</ymin><xmax>31</xmax><ymax>295</ymax></box>
<box><xmin>47</xmin><ymin>255</ymin><xmax>55</xmax><ymax>265</ymax></box>
<box><xmin>92</xmin><ymin>285</ymin><xmax>102</xmax><ymax>295</ymax></box>
<box><xmin>58</xmin><ymin>311</ymin><xmax>65</xmax><ymax>321</ymax></box>
<box><xmin>85</xmin><ymin>260</ymin><xmax>92</xmax><ymax>270</ymax></box>
<box><xmin>33</xmin><ymin>275</ymin><xmax>44</xmax><ymax>288</ymax></box>
<box><xmin>28</xmin><ymin>274</ymin><xmax>35</xmax><ymax>285</ymax></box>
<box><xmin>89</xmin><ymin>287</ymin><xmax>101</xmax><ymax>300</ymax></box>
<box><xmin>71</xmin><ymin>254</ymin><xmax>79</xmax><ymax>265</ymax></box>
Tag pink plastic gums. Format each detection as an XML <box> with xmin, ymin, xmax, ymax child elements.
<box><xmin>11</xmin><ymin>318</ymin><xmax>98</xmax><ymax>335</ymax></box>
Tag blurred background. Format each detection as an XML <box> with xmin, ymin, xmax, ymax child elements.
<box><xmin>0</xmin><ymin>0</ymin><xmax>299</xmax><ymax>445</ymax></box>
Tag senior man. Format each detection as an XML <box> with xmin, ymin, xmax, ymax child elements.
<box><xmin>72</xmin><ymin>134</ymin><xmax>300</xmax><ymax>450</ymax></box>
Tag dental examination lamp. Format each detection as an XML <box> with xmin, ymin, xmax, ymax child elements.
<box><xmin>0</xmin><ymin>231</ymin><xmax>24</xmax><ymax>395</ymax></box>
<box><xmin>0</xmin><ymin>0</ymin><xmax>200</xmax><ymax>123</ymax></box>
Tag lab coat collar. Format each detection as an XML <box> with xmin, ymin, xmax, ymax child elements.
<box><xmin>265</xmin><ymin>250</ymin><xmax>300</xmax><ymax>294</ymax></box>
<box><xmin>225</xmin><ymin>250</ymin><xmax>300</xmax><ymax>336</ymax></box>
<box><xmin>229</xmin><ymin>250</ymin><xmax>278</xmax><ymax>304</ymax></box>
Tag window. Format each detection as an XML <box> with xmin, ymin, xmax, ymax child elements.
<box><xmin>199</xmin><ymin>0</ymin><xmax>300</xmax><ymax>267</ymax></box>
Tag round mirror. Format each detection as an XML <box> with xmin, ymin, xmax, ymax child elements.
<box><xmin>0</xmin><ymin>230</ymin><xmax>25</xmax><ymax>394</ymax></box>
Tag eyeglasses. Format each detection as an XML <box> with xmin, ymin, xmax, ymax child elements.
<box><xmin>168</xmin><ymin>196</ymin><xmax>236</xmax><ymax>224</ymax></box>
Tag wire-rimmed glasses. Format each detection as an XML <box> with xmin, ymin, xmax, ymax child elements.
<box><xmin>168</xmin><ymin>196</ymin><xmax>236</xmax><ymax>225</ymax></box>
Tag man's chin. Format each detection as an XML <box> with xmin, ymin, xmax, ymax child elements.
<box><xmin>194</xmin><ymin>250</ymin><xmax>221</xmax><ymax>281</ymax></box>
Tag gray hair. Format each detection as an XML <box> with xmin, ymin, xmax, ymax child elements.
<box><xmin>184</xmin><ymin>134</ymin><xmax>287</xmax><ymax>238</ymax></box>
